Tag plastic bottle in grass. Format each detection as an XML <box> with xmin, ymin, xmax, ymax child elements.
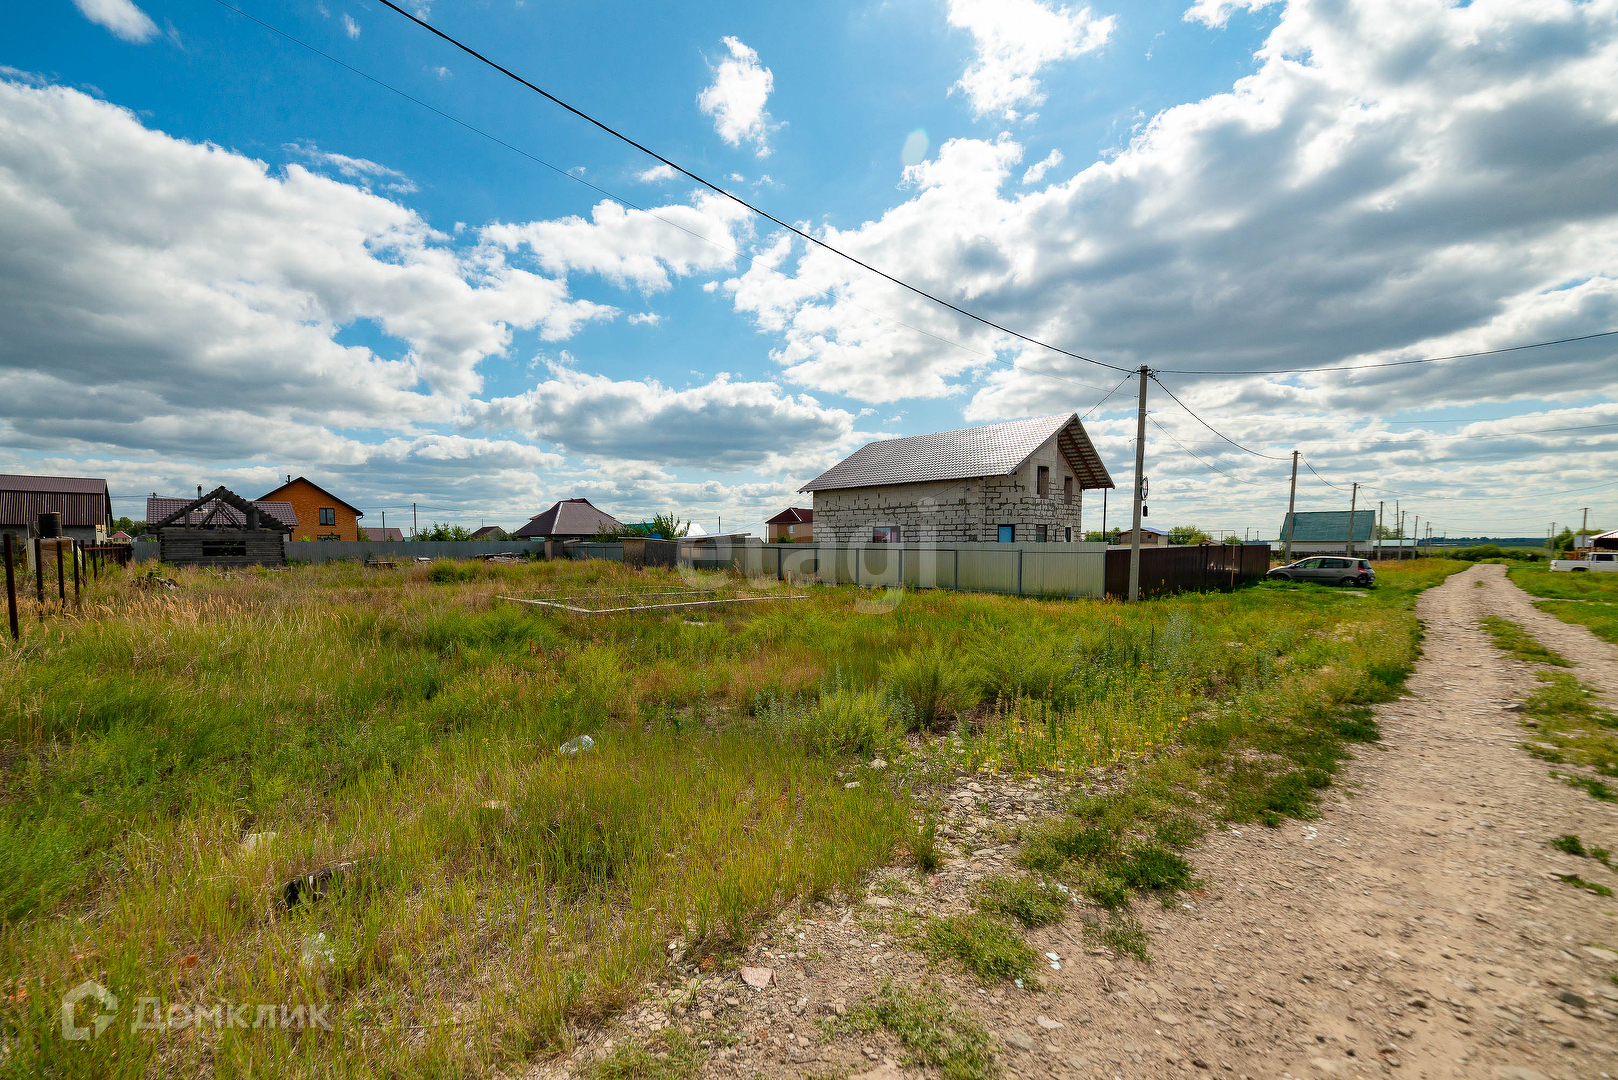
<box><xmin>559</xmin><ymin>735</ymin><xmax>595</xmax><ymax>756</ymax></box>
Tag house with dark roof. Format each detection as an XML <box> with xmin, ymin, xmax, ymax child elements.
<box><xmin>258</xmin><ymin>476</ymin><xmax>364</xmax><ymax>541</ymax></box>
<box><xmin>1277</xmin><ymin>510</ymin><xmax>1377</xmax><ymax>555</ymax></box>
<box><xmin>1</xmin><ymin>474</ymin><xmax>112</xmax><ymax>551</ymax></box>
<box><xmin>765</xmin><ymin>507</ymin><xmax>813</xmax><ymax>542</ymax></box>
<box><xmin>147</xmin><ymin>492</ymin><xmax>298</xmax><ymax>531</ymax></box>
<box><xmin>799</xmin><ymin>414</ymin><xmax>1114</xmax><ymax>544</ymax></box>
<box><xmin>1115</xmin><ymin>525</ymin><xmax>1169</xmax><ymax>547</ymax></box>
<box><xmin>513</xmin><ymin>498</ymin><xmax>621</xmax><ymax>541</ymax></box>
<box><xmin>469</xmin><ymin>526</ymin><xmax>504</xmax><ymax>541</ymax></box>
<box><xmin>370</xmin><ymin>527</ymin><xmax>406</xmax><ymax>542</ymax></box>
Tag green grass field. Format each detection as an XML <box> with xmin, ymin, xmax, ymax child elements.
<box><xmin>0</xmin><ymin>556</ymin><xmax>1463</xmax><ymax>1077</ymax></box>
<box><xmin>1507</xmin><ymin>565</ymin><xmax>1618</xmax><ymax>645</ymax></box>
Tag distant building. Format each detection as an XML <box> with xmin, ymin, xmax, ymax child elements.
<box><xmin>799</xmin><ymin>414</ymin><xmax>1114</xmax><ymax>544</ymax></box>
<box><xmin>514</xmin><ymin>498</ymin><xmax>621</xmax><ymax>542</ymax></box>
<box><xmin>1</xmin><ymin>473</ymin><xmax>112</xmax><ymax>550</ymax></box>
<box><xmin>1277</xmin><ymin>510</ymin><xmax>1376</xmax><ymax>555</ymax></box>
<box><xmin>469</xmin><ymin>526</ymin><xmax>504</xmax><ymax>540</ymax></box>
<box><xmin>258</xmin><ymin>476</ymin><xmax>364</xmax><ymax>541</ymax></box>
<box><xmin>1115</xmin><ymin>525</ymin><xmax>1169</xmax><ymax>547</ymax></box>
<box><xmin>369</xmin><ymin>527</ymin><xmax>405</xmax><ymax>542</ymax></box>
<box><xmin>765</xmin><ymin>507</ymin><xmax>813</xmax><ymax>542</ymax></box>
<box><xmin>147</xmin><ymin>491</ymin><xmax>298</xmax><ymax>532</ymax></box>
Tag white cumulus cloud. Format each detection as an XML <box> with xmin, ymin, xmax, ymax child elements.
<box><xmin>947</xmin><ymin>0</ymin><xmax>1115</xmax><ymax>121</ymax></box>
<box><xmin>697</xmin><ymin>37</ymin><xmax>778</xmax><ymax>156</ymax></box>
<box><xmin>1021</xmin><ymin>148</ymin><xmax>1063</xmax><ymax>184</ymax></box>
<box><xmin>72</xmin><ymin>0</ymin><xmax>159</xmax><ymax>43</ymax></box>
<box><xmin>342</xmin><ymin>13</ymin><xmax>361</xmax><ymax>38</ymax></box>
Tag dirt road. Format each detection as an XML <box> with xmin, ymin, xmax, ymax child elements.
<box><xmin>549</xmin><ymin>565</ymin><xmax>1618</xmax><ymax>1080</ymax></box>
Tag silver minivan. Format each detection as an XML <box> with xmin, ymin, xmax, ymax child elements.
<box><xmin>1267</xmin><ymin>556</ymin><xmax>1375</xmax><ymax>587</ymax></box>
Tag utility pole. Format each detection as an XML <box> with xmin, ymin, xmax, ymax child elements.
<box><xmin>1127</xmin><ymin>366</ymin><xmax>1150</xmax><ymax>602</ymax></box>
<box><xmin>1347</xmin><ymin>482</ymin><xmax>1359</xmax><ymax>558</ymax></box>
<box><xmin>413</xmin><ymin>502</ymin><xmax>418</xmax><ymax>540</ymax></box>
<box><xmin>1413</xmin><ymin>515</ymin><xmax>1419</xmax><ymax>560</ymax></box>
<box><xmin>1377</xmin><ymin>500</ymin><xmax>1384</xmax><ymax>561</ymax></box>
<box><xmin>1282</xmin><ymin>450</ymin><xmax>1300</xmax><ymax>565</ymax></box>
<box><xmin>1580</xmin><ymin>506</ymin><xmax>1591</xmax><ymax>552</ymax></box>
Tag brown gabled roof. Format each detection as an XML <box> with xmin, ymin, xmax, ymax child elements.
<box><xmin>800</xmin><ymin>414</ymin><xmax>1113</xmax><ymax>494</ymax></box>
<box><xmin>148</xmin><ymin>489</ymin><xmax>296</xmax><ymax>531</ymax></box>
<box><xmin>514</xmin><ymin>498</ymin><xmax>620</xmax><ymax>539</ymax></box>
<box><xmin>469</xmin><ymin>526</ymin><xmax>504</xmax><ymax>540</ymax></box>
<box><xmin>0</xmin><ymin>474</ymin><xmax>113</xmax><ymax>529</ymax></box>
<box><xmin>765</xmin><ymin>507</ymin><xmax>813</xmax><ymax>525</ymax></box>
<box><xmin>258</xmin><ymin>476</ymin><xmax>364</xmax><ymax>517</ymax></box>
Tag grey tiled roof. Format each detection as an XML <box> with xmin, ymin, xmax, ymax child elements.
<box><xmin>1278</xmin><ymin>510</ymin><xmax>1375</xmax><ymax>542</ymax></box>
<box><xmin>799</xmin><ymin>414</ymin><xmax>1114</xmax><ymax>493</ymax></box>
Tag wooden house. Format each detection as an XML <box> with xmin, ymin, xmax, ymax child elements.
<box><xmin>153</xmin><ymin>487</ymin><xmax>293</xmax><ymax>567</ymax></box>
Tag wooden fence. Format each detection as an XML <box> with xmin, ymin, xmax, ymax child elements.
<box><xmin>1104</xmin><ymin>543</ymin><xmax>1272</xmax><ymax>599</ymax></box>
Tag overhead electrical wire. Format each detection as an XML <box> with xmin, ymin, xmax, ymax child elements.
<box><xmin>1152</xmin><ymin>329</ymin><xmax>1618</xmax><ymax>376</ymax></box>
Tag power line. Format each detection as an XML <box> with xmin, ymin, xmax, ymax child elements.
<box><xmin>1152</xmin><ymin>329</ymin><xmax>1618</xmax><ymax>375</ymax></box>
<box><xmin>1146</xmin><ymin>416</ymin><xmax>1270</xmax><ymax>488</ymax></box>
<box><xmin>370</xmin><ymin>0</ymin><xmax>1137</xmax><ymax>376</ymax></box>
<box><xmin>1148</xmin><ymin>374</ymin><xmax>1290</xmax><ymax>459</ymax></box>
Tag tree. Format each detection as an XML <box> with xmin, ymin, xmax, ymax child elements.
<box><xmin>111</xmin><ymin>515</ymin><xmax>147</xmax><ymax>538</ymax></box>
<box><xmin>1082</xmin><ymin>529</ymin><xmax>1119</xmax><ymax>544</ymax></box>
<box><xmin>1168</xmin><ymin>525</ymin><xmax>1212</xmax><ymax>545</ymax></box>
<box><xmin>1554</xmin><ymin>527</ymin><xmax>1575</xmax><ymax>553</ymax></box>
<box><xmin>355</xmin><ymin>526</ymin><xmax>370</xmax><ymax>541</ymax></box>
<box><xmin>415</xmin><ymin>522</ymin><xmax>472</xmax><ymax>541</ymax></box>
<box><xmin>1374</xmin><ymin>524</ymin><xmax>1403</xmax><ymax>539</ymax></box>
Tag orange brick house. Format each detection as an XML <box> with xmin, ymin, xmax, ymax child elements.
<box><xmin>258</xmin><ymin>476</ymin><xmax>364</xmax><ymax>541</ymax></box>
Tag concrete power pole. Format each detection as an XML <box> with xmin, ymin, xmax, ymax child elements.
<box><xmin>1127</xmin><ymin>366</ymin><xmax>1150</xmax><ymax>602</ymax></box>
<box><xmin>1377</xmin><ymin>500</ymin><xmax>1384</xmax><ymax>561</ymax></box>
<box><xmin>1347</xmin><ymin>482</ymin><xmax>1359</xmax><ymax>558</ymax></box>
<box><xmin>1581</xmin><ymin>506</ymin><xmax>1591</xmax><ymax>551</ymax></box>
<box><xmin>1283</xmin><ymin>451</ymin><xmax>1300</xmax><ymax>565</ymax></box>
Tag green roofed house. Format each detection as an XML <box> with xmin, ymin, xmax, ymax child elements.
<box><xmin>1277</xmin><ymin>510</ymin><xmax>1377</xmax><ymax>557</ymax></box>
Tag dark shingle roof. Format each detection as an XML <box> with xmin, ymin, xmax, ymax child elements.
<box><xmin>1279</xmin><ymin>510</ymin><xmax>1376</xmax><ymax>542</ymax></box>
<box><xmin>514</xmin><ymin>498</ymin><xmax>620</xmax><ymax>539</ymax></box>
<box><xmin>799</xmin><ymin>414</ymin><xmax>1114</xmax><ymax>493</ymax></box>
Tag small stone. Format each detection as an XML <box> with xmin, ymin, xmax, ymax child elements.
<box><xmin>844</xmin><ymin>781</ymin><xmax>861</xmax><ymax>789</ymax></box>
<box><xmin>1558</xmin><ymin>990</ymin><xmax>1587</xmax><ymax>1008</ymax></box>
<box><xmin>724</xmin><ymin>996</ymin><xmax>739</xmax><ymax>1006</ymax></box>
<box><xmin>866</xmin><ymin>896</ymin><xmax>894</xmax><ymax>908</ymax></box>
<box><xmin>868</xmin><ymin>758</ymin><xmax>888</xmax><ymax>770</ymax></box>
<box><xmin>237</xmin><ymin>831</ymin><xmax>277</xmax><ymax>855</ymax></box>
<box><xmin>1036</xmin><ymin>1015</ymin><xmax>1065</xmax><ymax>1030</ymax></box>
<box><xmin>1582</xmin><ymin>946</ymin><xmax>1618</xmax><ymax>963</ymax></box>
<box><xmin>1002</xmin><ymin>1029</ymin><xmax>1037</xmax><ymax>1052</ymax></box>
<box><xmin>698</xmin><ymin>1009</ymin><xmax>713</xmax><ymax>1020</ymax></box>
<box><xmin>1154</xmin><ymin>1013</ymin><xmax>1184</xmax><ymax>1026</ymax></box>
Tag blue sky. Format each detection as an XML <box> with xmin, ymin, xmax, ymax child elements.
<box><xmin>3</xmin><ymin>0</ymin><xmax>1616</xmax><ymax>537</ymax></box>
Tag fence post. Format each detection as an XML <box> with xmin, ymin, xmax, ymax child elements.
<box><xmin>72</xmin><ymin>542</ymin><xmax>81</xmax><ymax>606</ymax></box>
<box><xmin>35</xmin><ymin>538</ymin><xmax>44</xmax><ymax>605</ymax></box>
<box><xmin>4</xmin><ymin>534</ymin><xmax>17</xmax><ymax>641</ymax></box>
<box><xmin>57</xmin><ymin>541</ymin><xmax>67</xmax><ymax>606</ymax></box>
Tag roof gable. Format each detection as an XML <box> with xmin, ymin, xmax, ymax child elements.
<box><xmin>148</xmin><ymin>492</ymin><xmax>297</xmax><ymax>530</ymax></box>
<box><xmin>765</xmin><ymin>507</ymin><xmax>812</xmax><ymax>524</ymax></box>
<box><xmin>258</xmin><ymin>476</ymin><xmax>363</xmax><ymax>516</ymax></box>
<box><xmin>515</xmin><ymin>498</ymin><xmax>621</xmax><ymax>538</ymax></box>
<box><xmin>800</xmin><ymin>414</ymin><xmax>1115</xmax><ymax>494</ymax></box>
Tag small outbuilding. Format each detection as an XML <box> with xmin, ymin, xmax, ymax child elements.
<box><xmin>1115</xmin><ymin>525</ymin><xmax>1169</xmax><ymax>547</ymax></box>
<box><xmin>1</xmin><ymin>473</ymin><xmax>112</xmax><ymax>552</ymax></box>
<box><xmin>151</xmin><ymin>487</ymin><xmax>295</xmax><ymax>567</ymax></box>
<box><xmin>1277</xmin><ymin>510</ymin><xmax>1377</xmax><ymax>556</ymax></box>
<box><xmin>514</xmin><ymin>498</ymin><xmax>621</xmax><ymax>542</ymax></box>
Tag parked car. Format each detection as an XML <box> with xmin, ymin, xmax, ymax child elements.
<box><xmin>1267</xmin><ymin>556</ymin><xmax>1375</xmax><ymax>586</ymax></box>
<box><xmin>1550</xmin><ymin>551</ymin><xmax>1618</xmax><ymax>573</ymax></box>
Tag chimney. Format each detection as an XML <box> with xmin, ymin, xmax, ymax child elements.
<box><xmin>287</xmin><ymin>474</ymin><xmax>292</xmax><ymax>483</ymax></box>
<box><xmin>197</xmin><ymin>485</ymin><xmax>203</xmax><ymax>498</ymax></box>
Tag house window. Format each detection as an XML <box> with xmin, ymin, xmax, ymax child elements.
<box><xmin>1036</xmin><ymin>465</ymin><xmax>1050</xmax><ymax>498</ymax></box>
<box><xmin>318</xmin><ymin>507</ymin><xmax>336</xmax><ymax>526</ymax></box>
<box><xmin>1065</xmin><ymin>526</ymin><xmax>1072</xmax><ymax>543</ymax></box>
<box><xmin>1035</xmin><ymin>524</ymin><xmax>1048</xmax><ymax>543</ymax></box>
<box><xmin>997</xmin><ymin>525</ymin><xmax>1015</xmax><ymax>543</ymax></box>
<box><xmin>1063</xmin><ymin>476</ymin><xmax>1074</xmax><ymax>505</ymax></box>
<box><xmin>872</xmin><ymin>526</ymin><xmax>900</xmax><ymax>543</ymax></box>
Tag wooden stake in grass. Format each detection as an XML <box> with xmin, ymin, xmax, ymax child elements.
<box><xmin>4</xmin><ymin>533</ymin><xmax>17</xmax><ymax>641</ymax></box>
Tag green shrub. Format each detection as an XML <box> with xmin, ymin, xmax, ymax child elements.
<box><xmin>975</xmin><ymin>875</ymin><xmax>1070</xmax><ymax>927</ymax></box>
<box><xmin>884</xmin><ymin>644</ymin><xmax>977</xmax><ymax>729</ymax></box>
<box><xmin>920</xmin><ymin>912</ymin><xmax>1040</xmax><ymax>984</ymax></box>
